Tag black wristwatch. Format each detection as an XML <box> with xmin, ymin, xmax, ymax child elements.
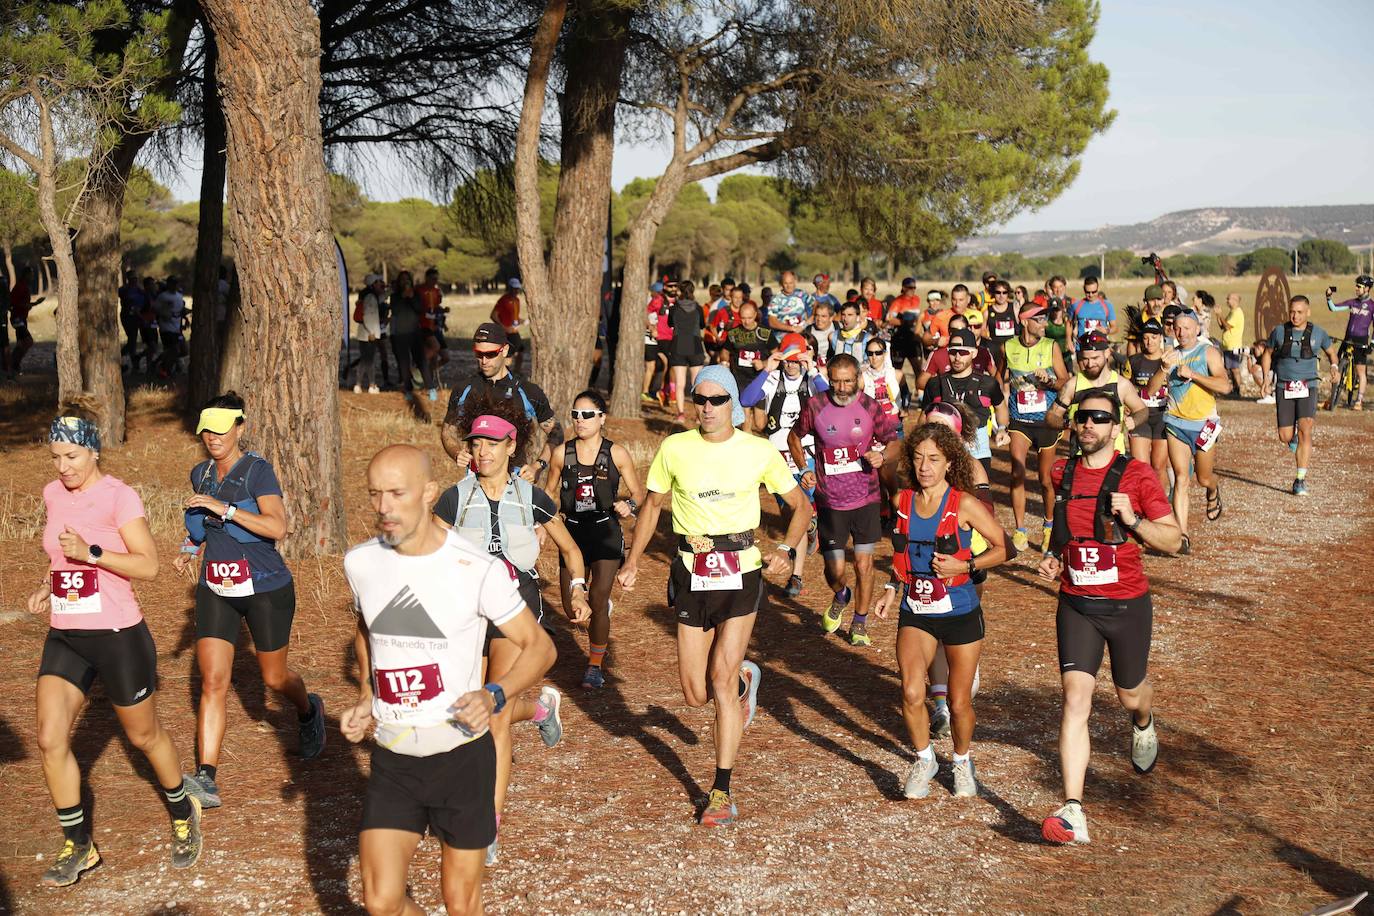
<box><xmin>777</xmin><ymin>544</ymin><xmax>797</xmax><ymax>560</ymax></box>
<box><xmin>1125</xmin><ymin>516</ymin><xmax>1142</xmax><ymax>533</ymax></box>
<box><xmin>965</xmin><ymin>557</ymin><xmax>976</xmax><ymax>576</ymax></box>
<box><xmin>87</xmin><ymin>544</ymin><xmax>104</xmax><ymax>564</ymax></box>
<box><xmin>483</xmin><ymin>683</ymin><xmax>507</xmax><ymax>714</ymax></box>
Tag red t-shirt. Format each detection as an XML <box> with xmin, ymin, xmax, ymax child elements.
<box><xmin>708</xmin><ymin>306</ymin><xmax>741</xmax><ymax>342</ymax></box>
<box><xmin>418</xmin><ymin>283</ymin><xmax>443</xmax><ymax>330</ymax></box>
<box><xmin>493</xmin><ymin>292</ymin><xmax>521</xmax><ymax>331</ymax></box>
<box><xmin>886</xmin><ymin>294</ymin><xmax>922</xmax><ymax>324</ymax></box>
<box><xmin>1050</xmin><ymin>457</ymin><xmax>1172</xmax><ymax>599</ymax></box>
<box><xmin>863</xmin><ymin>296</ymin><xmax>883</xmax><ymax>325</ymax></box>
<box><xmin>924</xmin><ymin>345</ymin><xmax>995</xmax><ymax>376</ymax></box>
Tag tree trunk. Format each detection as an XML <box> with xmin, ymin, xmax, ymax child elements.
<box><xmin>40</xmin><ymin>256</ymin><xmax>53</xmax><ymax>299</ymax></box>
<box><xmin>201</xmin><ymin>0</ymin><xmax>346</xmax><ymax>556</ymax></box>
<box><xmin>188</xmin><ymin>27</ymin><xmax>227</xmax><ymax>418</ymax></box>
<box><xmin>886</xmin><ymin>253</ymin><xmax>896</xmax><ymax>282</ymax></box>
<box><xmin>74</xmin><ymin>155</ymin><xmax>133</xmax><ymax>445</ymax></box>
<box><xmin>2</xmin><ymin>242</ymin><xmax>14</xmax><ymax>286</ymax></box>
<box><xmin>26</xmin><ymin>106</ymin><xmax>82</xmax><ymax>401</ymax></box>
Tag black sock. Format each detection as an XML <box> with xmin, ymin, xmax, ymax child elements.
<box><xmin>298</xmin><ymin>701</ymin><xmax>315</xmax><ymax>724</ymax></box>
<box><xmin>57</xmin><ymin>803</ymin><xmax>88</xmax><ymax>844</ymax></box>
<box><xmin>197</xmin><ymin>763</ymin><xmax>217</xmax><ymax>782</ymax></box>
<box><xmin>712</xmin><ymin>767</ymin><xmax>732</xmax><ymax>794</ymax></box>
<box><xmin>1065</xmin><ymin>798</ymin><xmax>1082</xmax><ymax>808</ymax></box>
<box><xmin>164</xmin><ymin>780</ymin><xmax>193</xmax><ymax>820</ymax></box>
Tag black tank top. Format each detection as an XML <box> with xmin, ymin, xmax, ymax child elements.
<box><xmin>559</xmin><ymin>438</ymin><xmax>620</xmax><ymax>522</ymax></box>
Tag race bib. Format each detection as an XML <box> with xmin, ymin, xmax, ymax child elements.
<box><xmin>50</xmin><ymin>569</ymin><xmax>100</xmax><ymax>616</ymax></box>
<box><xmin>738</xmin><ymin>349</ymin><xmax>759</xmax><ymax>367</ymax></box>
<box><xmin>904</xmin><ymin>577</ymin><xmax>953</xmax><ymax>615</ymax></box>
<box><xmin>574</xmin><ymin>481</ymin><xmax>597</xmax><ymax>513</ymax></box>
<box><xmin>822</xmin><ymin>445</ymin><xmax>864</xmax><ymax>476</ymax></box>
<box><xmin>1195</xmin><ymin>416</ymin><xmax>1222</xmax><ymax>452</ymax></box>
<box><xmin>994</xmin><ymin>319</ymin><xmax>1016</xmax><ymax>337</ymax></box>
<box><xmin>874</xmin><ymin>379</ymin><xmax>890</xmax><ymax>404</ymax></box>
<box><xmin>1284</xmin><ymin>379</ymin><xmax>1309</xmax><ymax>399</ymax></box>
<box><xmin>781</xmin><ymin>449</ymin><xmax>799</xmax><ymax>474</ymax></box>
<box><xmin>1083</xmin><ymin>318</ymin><xmax>1103</xmax><ymax>332</ymax></box>
<box><xmin>690</xmin><ymin>550</ymin><xmax>742</xmax><ymax>591</ymax></box>
<box><xmin>376</xmin><ymin>663</ymin><xmax>444</xmax><ymax>709</ymax></box>
<box><xmin>1141</xmin><ymin>386</ymin><xmax>1167</xmax><ymax>408</ymax></box>
<box><xmin>1016</xmin><ymin>388</ymin><xmax>1048</xmax><ymax>413</ymax></box>
<box><xmin>1066</xmin><ymin>544</ymin><xmax>1119</xmax><ymax>586</ymax></box>
<box><xmin>206</xmin><ymin>559</ymin><xmax>255</xmax><ymax>597</ymax></box>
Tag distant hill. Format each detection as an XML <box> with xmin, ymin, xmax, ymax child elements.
<box><xmin>957</xmin><ymin>205</ymin><xmax>1374</xmax><ymax>257</ymax></box>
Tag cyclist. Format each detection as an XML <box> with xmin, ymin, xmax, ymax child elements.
<box><xmin>1325</xmin><ymin>274</ymin><xmax>1374</xmax><ymax>410</ymax></box>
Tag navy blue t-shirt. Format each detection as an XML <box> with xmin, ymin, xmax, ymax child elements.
<box><xmin>190</xmin><ymin>455</ymin><xmax>292</xmax><ymax>593</ymax></box>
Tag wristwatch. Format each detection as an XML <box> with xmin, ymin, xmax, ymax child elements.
<box><xmin>483</xmin><ymin>683</ymin><xmax>507</xmax><ymax>714</ymax></box>
<box><xmin>87</xmin><ymin>544</ymin><xmax>104</xmax><ymax>565</ymax></box>
<box><xmin>777</xmin><ymin>544</ymin><xmax>797</xmax><ymax>560</ymax></box>
<box><xmin>965</xmin><ymin>557</ymin><xmax>976</xmax><ymax>576</ymax></box>
<box><xmin>1124</xmin><ymin>516</ymin><xmax>1142</xmax><ymax>533</ymax></box>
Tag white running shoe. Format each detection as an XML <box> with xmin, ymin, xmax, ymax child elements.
<box><xmin>952</xmin><ymin>757</ymin><xmax>978</xmax><ymax>797</ymax></box>
<box><xmin>1042</xmin><ymin>801</ymin><xmax>1090</xmax><ymax>844</ymax></box>
<box><xmin>352</xmin><ymin>383</ymin><xmax>362</xmax><ymax>394</ymax></box>
<box><xmin>929</xmin><ymin>703</ymin><xmax>951</xmax><ymax>739</ymax></box>
<box><xmin>903</xmin><ymin>753</ymin><xmax>939</xmax><ymax>799</ymax></box>
<box><xmin>1131</xmin><ymin>714</ymin><xmax>1158</xmax><ymax>774</ymax></box>
<box><xmin>1256</xmin><ymin>394</ymin><xmax>1275</xmax><ymax>404</ymax></box>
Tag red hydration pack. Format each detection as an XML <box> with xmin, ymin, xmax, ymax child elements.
<box><xmin>892</xmin><ymin>487</ymin><xmax>972</xmax><ymax>587</ymax></box>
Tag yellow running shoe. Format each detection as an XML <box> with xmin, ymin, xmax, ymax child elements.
<box><xmin>699</xmin><ymin>789</ymin><xmax>737</xmax><ymax>827</ymax></box>
<box><xmin>1012</xmin><ymin>529</ymin><xmax>1030</xmax><ymax>552</ymax></box>
<box><xmin>822</xmin><ymin>587</ymin><xmax>850</xmax><ymax>634</ymax></box>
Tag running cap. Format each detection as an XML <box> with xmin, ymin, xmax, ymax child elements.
<box><xmin>901</xmin><ymin>276</ymin><xmax>917</xmax><ymax>288</ymax></box>
<box><xmin>1141</xmin><ymin>318</ymin><xmax>1164</xmax><ymax>335</ymax></box>
<box><xmin>650</xmin><ymin>281</ymin><xmax>664</xmax><ymax>293</ymax></box>
<box><xmin>1019</xmin><ymin>302</ymin><xmax>1047</xmax><ymax>319</ymax></box>
<box><xmin>473</xmin><ymin>323</ymin><xmax>509</xmax><ymax>347</ymax></box>
<box><xmin>465</xmin><ymin>415</ymin><xmax>516</xmax><ymax>441</ymax></box>
<box><xmin>925</xmin><ymin>401</ymin><xmax>963</xmax><ymax>436</ymax></box>
<box><xmin>50</xmin><ymin>415</ymin><xmax>100</xmax><ymax>451</ymax></box>
<box><xmin>813</xmin><ymin>273</ymin><xmax>829</xmax><ymax>285</ymax></box>
<box><xmin>1144</xmin><ymin>284</ymin><xmax>1164</xmax><ymax>301</ymax></box>
<box><xmin>947</xmin><ymin>328</ymin><xmax>978</xmax><ymax>351</ymax></box>
<box><xmin>778</xmin><ymin>332</ymin><xmax>808</xmax><ymax>360</ymax></box>
<box><xmin>364</xmin><ymin>273</ymin><xmax>383</xmax><ymax>286</ymax></box>
<box><xmin>507</xmin><ymin>277</ymin><xmax>522</xmax><ymax>290</ymax></box>
<box><xmin>1161</xmin><ymin>304</ymin><xmax>1183</xmax><ymax>321</ymax></box>
<box><xmin>926</xmin><ymin>291</ymin><xmax>943</xmax><ymax>302</ymax></box>
<box><xmin>692</xmin><ymin>365</ymin><xmax>746</xmax><ymax>427</ymax></box>
<box><xmin>196</xmin><ymin>407</ymin><xmax>244</xmax><ymax>435</ymax></box>
<box><xmin>1077</xmin><ymin>329</ymin><xmax>1111</xmax><ymax>351</ymax></box>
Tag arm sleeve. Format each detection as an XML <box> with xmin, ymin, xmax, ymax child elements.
<box><xmin>987</xmin><ymin>377</ymin><xmax>1005</xmax><ymax>407</ymax></box>
<box><xmin>114</xmin><ymin>483</ymin><xmax>147</xmax><ymax>528</ymax></box>
<box><xmin>1329</xmin><ymin>298</ymin><xmax>1350</xmax><ymax>312</ymax></box>
<box><xmin>478</xmin><ymin>560</ymin><xmax>526</xmax><ymax>626</ymax></box>
<box><xmin>645</xmin><ymin>443</ymin><xmax>673</xmax><ymax>494</ymax></box>
<box><xmin>528</xmin><ymin>383</ymin><xmax>555</xmax><ymax>424</ymax></box>
<box><xmin>532</xmin><ymin>489</ymin><xmax>558</xmax><ymax>524</ymax></box>
<box><xmin>740</xmin><ymin>371</ymin><xmax>772</xmax><ymax>407</ymax></box>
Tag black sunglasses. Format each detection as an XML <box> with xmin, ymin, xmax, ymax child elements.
<box><xmin>866</xmin><ymin>348</ymin><xmax>885</xmax><ymax>356</ymax></box>
<box><xmin>692</xmin><ymin>393</ymin><xmax>732</xmax><ymax>406</ymax></box>
<box><xmin>570</xmin><ymin>409</ymin><xmax>603</xmax><ymax>420</ymax></box>
<box><xmin>1076</xmin><ymin>409</ymin><xmax>1116</xmax><ymax>426</ymax></box>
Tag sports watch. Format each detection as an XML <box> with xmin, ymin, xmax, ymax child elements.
<box><xmin>87</xmin><ymin>544</ymin><xmax>104</xmax><ymax>565</ymax></box>
<box><xmin>483</xmin><ymin>683</ymin><xmax>507</xmax><ymax>714</ymax></box>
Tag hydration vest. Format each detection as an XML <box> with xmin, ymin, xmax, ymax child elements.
<box><xmin>186</xmin><ymin>452</ymin><xmax>270</xmax><ymax>545</ymax></box>
<box><xmin>449</xmin><ymin>474</ymin><xmax>541</xmax><ymax>572</ymax></box>
<box><xmin>893</xmin><ymin>487</ymin><xmax>973</xmax><ymax>587</ymax></box>
<box><xmin>1278</xmin><ymin>322</ymin><xmax>1314</xmax><ymax>361</ymax></box>
<box><xmin>559</xmin><ymin>439</ymin><xmax>620</xmax><ymax>517</ymax></box>
<box><xmin>764</xmin><ymin>370</ymin><xmax>815</xmax><ymax>436</ymax></box>
<box><xmin>1049</xmin><ymin>454</ymin><xmax>1130</xmax><ymax>554</ymax></box>
<box><xmin>456</xmin><ymin>375</ymin><xmax>536</xmax><ymax>420</ymax></box>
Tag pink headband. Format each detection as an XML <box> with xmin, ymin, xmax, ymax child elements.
<box><xmin>926</xmin><ymin>402</ymin><xmax>963</xmax><ymax>436</ymax></box>
<box><xmin>465</xmin><ymin>415</ymin><xmax>516</xmax><ymax>441</ymax></box>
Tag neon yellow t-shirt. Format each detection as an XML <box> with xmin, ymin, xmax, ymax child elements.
<box><xmin>646</xmin><ymin>428</ymin><xmax>798</xmax><ymax>571</ymax></box>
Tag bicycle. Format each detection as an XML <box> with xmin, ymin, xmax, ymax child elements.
<box><xmin>1324</xmin><ymin>337</ymin><xmax>1361</xmax><ymax>411</ymax></box>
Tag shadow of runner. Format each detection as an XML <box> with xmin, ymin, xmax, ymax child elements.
<box><xmin>0</xmin><ymin>715</ymin><xmax>21</xmax><ymax>910</ymax></box>
<box><xmin>1215</xmin><ymin>467</ymin><xmax>1292</xmax><ymax>495</ymax></box>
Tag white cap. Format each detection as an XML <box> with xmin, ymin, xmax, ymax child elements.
<box><xmin>508</xmin><ymin>277</ymin><xmax>522</xmax><ymax>290</ymax></box>
<box><xmin>364</xmin><ymin>273</ymin><xmax>382</xmax><ymax>286</ymax></box>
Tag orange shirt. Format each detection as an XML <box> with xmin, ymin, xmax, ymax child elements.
<box><xmin>886</xmin><ymin>294</ymin><xmax>922</xmax><ymax>324</ymax></box>
<box><xmin>493</xmin><ymin>292</ymin><xmax>521</xmax><ymax>331</ymax></box>
<box><xmin>417</xmin><ymin>282</ymin><xmax>443</xmax><ymax>330</ymax></box>
<box><xmin>924</xmin><ymin>307</ymin><xmax>953</xmax><ymax>342</ymax></box>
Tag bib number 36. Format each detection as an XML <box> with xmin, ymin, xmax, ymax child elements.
<box><xmin>50</xmin><ymin>570</ymin><xmax>101</xmax><ymax>616</ymax></box>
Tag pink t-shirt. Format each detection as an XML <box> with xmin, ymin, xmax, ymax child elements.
<box><xmin>43</xmin><ymin>476</ymin><xmax>146</xmax><ymax>630</ymax></box>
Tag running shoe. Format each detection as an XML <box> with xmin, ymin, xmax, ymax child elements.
<box><xmin>952</xmin><ymin>757</ymin><xmax>978</xmax><ymax>798</ymax></box>
<box><xmin>428</xmin><ymin>388</ymin><xmax>438</xmax><ymax>402</ymax></box>
<box><xmin>184</xmin><ymin>770</ymin><xmax>222</xmax><ymax>809</ymax></box>
<box><xmin>1131</xmin><ymin>714</ymin><xmax>1158</xmax><ymax>774</ymax></box>
<box><xmin>1040</xmin><ymin>525</ymin><xmax>1053</xmax><ymax>554</ymax></box>
<box><xmin>411</xmin><ymin>367</ymin><xmax>424</xmax><ymax>386</ymax></box>
<box><xmin>40</xmin><ymin>839</ymin><xmax>100</xmax><ymax>887</ymax></box>
<box><xmin>300</xmin><ymin>693</ymin><xmax>326</xmax><ymax>760</ymax></box>
<box><xmin>534</xmin><ymin>686</ymin><xmax>564</xmax><ymax>747</ymax></box>
<box><xmin>1012</xmin><ymin>528</ymin><xmax>1029</xmax><ymax>552</ymax></box>
<box><xmin>485</xmin><ymin>837</ymin><xmax>499</xmax><ymax>867</ymax></box>
<box><xmin>1177</xmin><ymin>534</ymin><xmax>1190</xmax><ymax>556</ymax></box>
<box><xmin>368</xmin><ymin>384</ymin><xmax>380</xmax><ymax>394</ymax></box>
<box><xmin>929</xmin><ymin>704</ymin><xmax>951</xmax><ymax>739</ymax></box>
<box><xmin>352</xmin><ymin>383</ymin><xmax>362</xmax><ymax>394</ymax></box>
<box><xmin>784</xmin><ymin>574</ymin><xmax>803</xmax><ymax>598</ymax></box>
<box><xmin>903</xmin><ymin>753</ymin><xmax>939</xmax><ymax>799</ymax></box>
<box><xmin>640</xmin><ymin>392</ymin><xmax>656</xmax><ymax>404</ymax></box>
<box><xmin>1292</xmin><ymin>478</ymin><xmax>1309</xmax><ymax>497</ymax></box>
<box><xmin>849</xmin><ymin>619</ymin><xmax>872</xmax><ymax>647</ymax></box>
<box><xmin>739</xmin><ymin>660</ymin><xmax>761</xmax><ymax>729</ymax></box>
<box><xmin>806</xmin><ymin>521</ymin><xmax>819</xmax><ymax>557</ymax></box>
<box><xmin>1288</xmin><ymin>438</ymin><xmax>1299</xmax><ymax>453</ymax></box>
<box><xmin>171</xmin><ymin>795</ymin><xmax>203</xmax><ymax>869</ymax></box>
<box><xmin>699</xmin><ymin>788</ymin><xmax>737</xmax><ymax>827</ymax></box>
<box><xmin>581</xmin><ymin>666</ymin><xmax>605</xmax><ymax>690</ymax></box>
<box><xmin>822</xmin><ymin>587</ymin><xmax>851</xmax><ymax>634</ymax></box>
<box><xmin>1042</xmin><ymin>801</ymin><xmax>1090</xmax><ymax>845</ymax></box>
<box><xmin>1256</xmin><ymin>394</ymin><xmax>1275</xmax><ymax>404</ymax></box>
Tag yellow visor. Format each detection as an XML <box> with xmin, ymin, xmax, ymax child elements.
<box><xmin>197</xmin><ymin>407</ymin><xmax>244</xmax><ymax>434</ymax></box>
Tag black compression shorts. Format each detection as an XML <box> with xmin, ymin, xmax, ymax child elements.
<box><xmin>667</xmin><ymin>561</ymin><xmax>765</xmax><ymax>631</ymax></box>
<box><xmin>1128</xmin><ymin>407</ymin><xmax>1166</xmax><ymax>441</ymax></box>
<box><xmin>563</xmin><ymin>516</ymin><xmax>624</xmax><ymax>565</ymax></box>
<box><xmin>1275</xmin><ymin>382</ymin><xmax>1319</xmax><ymax>428</ymax></box>
<box><xmin>361</xmin><ymin>732</ymin><xmax>497</xmax><ymax>849</ymax></box>
<box><xmin>39</xmin><ymin>621</ymin><xmax>159</xmax><ymax>706</ymax></box>
<box><xmin>195</xmin><ymin>581</ymin><xmax>296</xmax><ymax>653</ymax></box>
<box><xmin>1056</xmin><ymin>591</ymin><xmax>1152</xmax><ymax>689</ymax></box>
<box><xmin>898</xmin><ymin>605</ymin><xmax>985</xmax><ymax>645</ymax></box>
<box><xmin>1009</xmin><ymin>420</ymin><xmax>1062</xmax><ymax>452</ymax></box>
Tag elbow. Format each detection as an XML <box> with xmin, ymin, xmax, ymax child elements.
<box><xmin>139</xmin><ymin>554</ymin><xmax>160</xmax><ymax>581</ymax></box>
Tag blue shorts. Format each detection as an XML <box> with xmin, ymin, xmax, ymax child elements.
<box><xmin>1164</xmin><ymin>415</ymin><xmax>1207</xmax><ymax>454</ymax></box>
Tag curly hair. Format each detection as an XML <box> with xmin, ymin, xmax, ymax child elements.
<box><xmin>450</xmin><ymin>390</ymin><xmax>533</xmax><ymax>470</ymax></box>
<box><xmin>900</xmin><ymin>422</ymin><xmax>978</xmax><ymax>495</ymax></box>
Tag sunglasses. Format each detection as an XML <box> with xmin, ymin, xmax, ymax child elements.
<box><xmin>692</xmin><ymin>393</ymin><xmax>732</xmax><ymax>407</ymax></box>
<box><xmin>570</xmin><ymin>409</ymin><xmax>603</xmax><ymax>420</ymax></box>
<box><xmin>474</xmin><ymin>348</ymin><xmax>503</xmax><ymax>360</ymax></box>
<box><xmin>866</xmin><ymin>349</ymin><xmax>886</xmax><ymax>356</ymax></box>
<box><xmin>1076</xmin><ymin>409</ymin><xmax>1116</xmax><ymax>426</ymax></box>
<box><xmin>948</xmin><ymin>347</ymin><xmax>976</xmax><ymax>356</ymax></box>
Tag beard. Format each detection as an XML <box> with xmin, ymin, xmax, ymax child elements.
<box><xmin>1079</xmin><ymin>432</ymin><xmax>1113</xmax><ymax>456</ymax></box>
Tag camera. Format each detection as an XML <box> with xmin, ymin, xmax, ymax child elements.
<box><xmin>1141</xmin><ymin>252</ymin><xmax>1161</xmax><ymax>267</ymax></box>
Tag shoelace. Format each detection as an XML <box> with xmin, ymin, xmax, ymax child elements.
<box><xmin>174</xmin><ymin>820</ymin><xmax>193</xmax><ymax>843</ymax></box>
<box><xmin>55</xmin><ymin>839</ymin><xmax>76</xmax><ymax>863</ymax></box>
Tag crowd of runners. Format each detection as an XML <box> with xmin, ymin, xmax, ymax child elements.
<box><xmin>21</xmin><ymin>268</ymin><xmax>1374</xmax><ymax>913</ymax></box>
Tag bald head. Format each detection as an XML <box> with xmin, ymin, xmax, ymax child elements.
<box><xmin>367</xmin><ymin>445</ymin><xmax>440</xmax><ymax>551</ymax></box>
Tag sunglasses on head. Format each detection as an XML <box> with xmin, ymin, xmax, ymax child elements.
<box><xmin>692</xmin><ymin>393</ymin><xmax>732</xmax><ymax>407</ymax></box>
<box><xmin>570</xmin><ymin>409</ymin><xmax>603</xmax><ymax>420</ymax></box>
<box><xmin>1076</xmin><ymin>409</ymin><xmax>1116</xmax><ymax>426</ymax></box>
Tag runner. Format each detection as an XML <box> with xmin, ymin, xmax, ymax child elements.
<box><xmin>641</xmin><ymin>280</ymin><xmax>670</xmax><ymax>405</ymax></box>
<box><xmin>1069</xmin><ymin>276</ymin><xmax>1116</xmax><ymax>349</ymax></box>
<box><xmin>1260</xmin><ymin>295</ymin><xmax>1339</xmax><ymax>496</ymax></box>
<box><xmin>666</xmin><ymin>280</ymin><xmax>708</xmax><ymax>424</ymax></box>
<box><xmin>1126</xmin><ymin>319</ymin><xmax>1170</xmax><ymax>490</ymax></box>
<box><xmin>859</xmin><ymin>276</ymin><xmax>883</xmax><ymax>327</ymax></box>
<box><xmin>435</xmin><ymin>394</ymin><xmax>591</xmax><ymax>864</ymax></box>
<box><xmin>389</xmin><ymin>271</ymin><xmax>433</xmax><ymax>402</ymax></box>
<box><xmin>341</xmin><ymin>444</ymin><xmax>554</xmax><ymax>915</ymax></box>
<box><xmin>174</xmin><ymin>393</ymin><xmax>327</xmax><ymax>810</ymax></box>
<box><xmin>861</xmin><ymin>337</ymin><xmax>903</xmax><ymax>423</ymax></box>
<box><xmin>1037</xmin><ymin>390</ymin><xmax>1182</xmax><ymax>845</ymax></box>
<box><xmin>984</xmin><ymin>280</ymin><xmax>1020</xmax><ymax>369</ymax></box>
<box><xmin>789</xmin><ymin>353</ymin><xmax>900</xmax><ymax>646</ymax></box>
<box><xmin>1003</xmin><ymin>301</ymin><xmax>1069</xmax><ymax>552</ymax></box>
<box><xmin>418</xmin><ymin>267</ymin><xmax>448</xmax><ymax>385</ymax></box>
<box><xmin>765</xmin><ymin>270</ymin><xmax>812</xmax><ymax>340</ymax></box>
<box><xmin>803</xmin><ymin>301</ymin><xmax>838</xmax><ymax>368</ymax></box>
<box><xmin>884</xmin><ymin>278</ymin><xmax>924</xmax><ymax>407</ymax></box>
<box><xmin>740</xmin><ymin>334</ymin><xmax>827</xmax><ymax>595</ymax></box>
<box><xmin>1325</xmin><ymin>274</ymin><xmax>1374</xmax><ymax>409</ymax></box>
<box><xmin>920</xmin><ymin>328</ymin><xmax>1009</xmax><ymax>479</ymax></box>
<box><xmin>29</xmin><ymin>408</ymin><xmax>203</xmax><ymax>886</ymax></box>
<box><xmin>617</xmin><ymin>366</ymin><xmax>812</xmax><ymax>826</ymax></box>
<box><xmin>1048</xmin><ymin>330</ymin><xmax>1151</xmax><ymax>465</ymax></box>
<box><xmin>1217</xmin><ymin>292</ymin><xmax>1248</xmax><ymax>397</ymax></box>
<box><xmin>811</xmin><ymin>273</ymin><xmax>841</xmax><ymax>312</ymax></box>
<box><xmin>9</xmin><ymin>273</ymin><xmax>36</xmax><ymax>377</ymax></box>
<box><xmin>721</xmin><ymin>303</ymin><xmax>773</xmax><ymax>431</ymax></box>
<box><xmin>917</xmin><ymin>314</ymin><xmax>996</xmax><ymax>382</ymax></box>
<box><xmin>873</xmin><ymin>421</ymin><xmax>1007</xmax><ymax>798</ymax></box>
<box><xmin>544</xmin><ymin>390</ymin><xmax>646</xmax><ymax>689</ymax></box>
<box><xmin>352</xmin><ymin>274</ymin><xmax>385</xmax><ymax>394</ymax></box>
<box><xmin>1144</xmin><ymin>309</ymin><xmax>1230</xmax><ymax>553</ymax></box>
<box><xmin>706</xmin><ymin>284</ymin><xmax>743</xmax><ymax>362</ymax></box>
<box><xmin>492</xmin><ymin>278</ymin><xmax>528</xmax><ymax>376</ymax></box>
<box><xmin>832</xmin><ymin>299</ymin><xmax>879</xmax><ymax>360</ymax></box>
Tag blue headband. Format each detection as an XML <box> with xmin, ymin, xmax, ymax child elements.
<box><xmin>692</xmin><ymin>365</ymin><xmax>746</xmax><ymax>427</ymax></box>
<box><xmin>50</xmin><ymin>415</ymin><xmax>101</xmax><ymax>452</ymax></box>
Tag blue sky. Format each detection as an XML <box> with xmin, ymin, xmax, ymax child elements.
<box><xmin>165</xmin><ymin>0</ymin><xmax>1374</xmax><ymax>234</ymax></box>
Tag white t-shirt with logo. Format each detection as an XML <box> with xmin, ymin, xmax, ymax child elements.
<box><xmin>344</xmin><ymin>529</ymin><xmax>524</xmax><ymax>739</ymax></box>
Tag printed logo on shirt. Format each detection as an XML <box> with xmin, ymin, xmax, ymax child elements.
<box><xmin>371</xmin><ymin>586</ymin><xmax>446</xmax><ymax>640</ymax></box>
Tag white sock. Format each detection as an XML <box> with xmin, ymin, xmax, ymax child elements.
<box><xmin>918</xmin><ymin>744</ymin><xmax>935</xmax><ymax>764</ymax></box>
<box><xmin>953</xmin><ymin>751</ymin><xmax>971</xmax><ymax>766</ymax></box>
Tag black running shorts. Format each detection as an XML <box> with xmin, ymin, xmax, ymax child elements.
<box><xmin>817</xmin><ymin>503</ymin><xmax>882</xmax><ymax>553</ymax></box>
<box><xmin>1128</xmin><ymin>408</ymin><xmax>1166</xmax><ymax>441</ymax></box>
<box><xmin>563</xmin><ymin>516</ymin><xmax>625</xmax><ymax>565</ymax></box>
<box><xmin>1056</xmin><ymin>591</ymin><xmax>1152</xmax><ymax>690</ymax></box>
<box><xmin>667</xmin><ymin>561</ymin><xmax>765</xmax><ymax>631</ymax></box>
<box><xmin>39</xmin><ymin>621</ymin><xmax>159</xmax><ymax>707</ymax></box>
<box><xmin>1009</xmin><ymin>420</ymin><xmax>1062</xmax><ymax>452</ymax></box>
<box><xmin>361</xmin><ymin>732</ymin><xmax>497</xmax><ymax>849</ymax></box>
<box><xmin>1275</xmin><ymin>382</ymin><xmax>1319</xmax><ymax>428</ymax></box>
<box><xmin>195</xmin><ymin>581</ymin><xmax>296</xmax><ymax>653</ymax></box>
<box><xmin>898</xmin><ymin>605</ymin><xmax>985</xmax><ymax>645</ymax></box>
<box><xmin>485</xmin><ymin>570</ymin><xmax>543</xmax><ymax>655</ymax></box>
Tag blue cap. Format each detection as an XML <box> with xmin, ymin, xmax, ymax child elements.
<box><xmin>901</xmin><ymin>277</ymin><xmax>917</xmax><ymax>288</ymax></box>
<box><xmin>650</xmin><ymin>281</ymin><xmax>664</xmax><ymax>293</ymax></box>
<box><xmin>692</xmin><ymin>365</ymin><xmax>746</xmax><ymax>427</ymax></box>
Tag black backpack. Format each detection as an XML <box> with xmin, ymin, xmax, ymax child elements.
<box><xmin>1049</xmin><ymin>453</ymin><xmax>1131</xmax><ymax>554</ymax></box>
